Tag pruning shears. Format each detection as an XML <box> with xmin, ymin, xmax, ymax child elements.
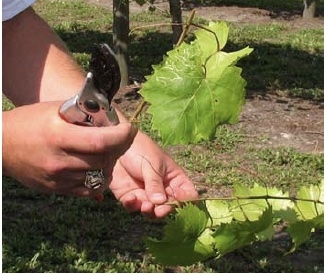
<box><xmin>59</xmin><ymin>43</ymin><xmax>121</xmax><ymax>127</ymax></box>
<box><xmin>58</xmin><ymin>43</ymin><xmax>121</xmax><ymax>201</ymax></box>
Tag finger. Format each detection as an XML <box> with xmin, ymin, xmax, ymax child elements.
<box><xmin>154</xmin><ymin>204</ymin><xmax>173</xmax><ymax>219</ymax></box>
<box><xmin>54</xmin><ymin>122</ymin><xmax>137</xmax><ymax>154</ymax></box>
<box><xmin>166</xmin><ymin>185</ymin><xmax>198</xmax><ymax>202</ymax></box>
<box><xmin>114</xmin><ymin>182</ymin><xmax>149</xmax><ymax>212</ymax></box>
<box><xmin>140</xmin><ymin>201</ymin><xmax>156</xmax><ymax>219</ymax></box>
<box><xmin>109</xmin><ymin>160</ymin><xmax>139</xmax><ymax>199</ymax></box>
<box><xmin>56</xmin><ymin>152</ymin><xmax>116</xmax><ymax>171</ymax></box>
<box><xmin>167</xmin><ymin>179</ymin><xmax>199</xmax><ymax>201</ymax></box>
<box><xmin>32</xmin><ymin>170</ymin><xmax>84</xmax><ymax>191</ymax></box>
<box><xmin>43</xmin><ymin>169</ymin><xmax>111</xmax><ymax>194</ymax></box>
<box><xmin>141</xmin><ymin>156</ymin><xmax>167</xmax><ymax>205</ymax></box>
<box><xmin>50</xmin><ymin>172</ymin><xmax>111</xmax><ymax>196</ymax></box>
<box><xmin>119</xmin><ymin>193</ymin><xmax>141</xmax><ymax>212</ymax></box>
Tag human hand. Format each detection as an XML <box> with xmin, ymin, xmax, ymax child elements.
<box><xmin>109</xmin><ymin>130</ymin><xmax>198</xmax><ymax>219</ymax></box>
<box><xmin>2</xmin><ymin>101</ymin><xmax>137</xmax><ymax>197</ymax></box>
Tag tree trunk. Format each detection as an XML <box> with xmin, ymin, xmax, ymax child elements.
<box><xmin>303</xmin><ymin>0</ymin><xmax>317</xmax><ymax>19</ymax></box>
<box><xmin>113</xmin><ymin>0</ymin><xmax>130</xmax><ymax>87</ymax></box>
<box><xmin>168</xmin><ymin>0</ymin><xmax>183</xmax><ymax>45</ymax></box>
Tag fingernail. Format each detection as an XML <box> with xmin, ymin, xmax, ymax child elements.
<box><xmin>150</xmin><ymin>193</ymin><xmax>166</xmax><ymax>204</ymax></box>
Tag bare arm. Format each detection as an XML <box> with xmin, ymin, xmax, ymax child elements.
<box><xmin>2</xmin><ymin>7</ymin><xmax>85</xmax><ymax>105</ymax></box>
<box><xmin>2</xmin><ymin>7</ymin><xmax>136</xmax><ymax>197</ymax></box>
<box><xmin>2</xmin><ymin>5</ymin><xmax>197</xmax><ymax>215</ymax></box>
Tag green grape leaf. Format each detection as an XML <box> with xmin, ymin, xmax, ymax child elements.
<box><xmin>287</xmin><ymin>214</ymin><xmax>323</xmax><ymax>253</ymax></box>
<box><xmin>205</xmin><ymin>200</ymin><xmax>233</xmax><ymax>227</ymax></box>
<box><xmin>311</xmin><ymin>213</ymin><xmax>324</xmax><ymax>228</ymax></box>
<box><xmin>145</xmin><ymin>181</ymin><xmax>324</xmax><ymax>266</ymax></box>
<box><xmin>287</xmin><ymin>220</ymin><xmax>313</xmax><ymax>253</ymax></box>
<box><xmin>230</xmin><ymin>183</ymin><xmax>296</xmax><ymax>222</ymax></box>
<box><xmin>212</xmin><ymin>206</ymin><xmax>273</xmax><ymax>256</ymax></box>
<box><xmin>256</xmin><ymin>222</ymin><xmax>275</xmax><ymax>242</ymax></box>
<box><xmin>140</xmin><ymin>22</ymin><xmax>253</xmax><ymax>145</ymax></box>
<box><xmin>230</xmin><ymin>183</ymin><xmax>269</xmax><ymax>221</ymax></box>
<box><xmin>164</xmin><ymin>203</ymin><xmax>208</xmax><ymax>241</ymax></box>
<box><xmin>294</xmin><ymin>183</ymin><xmax>324</xmax><ymax>220</ymax></box>
<box><xmin>146</xmin><ymin>203</ymin><xmax>215</xmax><ymax>265</ymax></box>
<box><xmin>273</xmin><ymin>207</ymin><xmax>298</xmax><ymax>224</ymax></box>
<box><xmin>193</xmin><ymin>22</ymin><xmax>253</xmax><ymax>80</ymax></box>
<box><xmin>193</xmin><ymin>21</ymin><xmax>229</xmax><ymax>59</ymax></box>
<box><xmin>205</xmin><ymin>47</ymin><xmax>253</xmax><ymax>80</ymax></box>
<box><xmin>193</xmin><ymin>22</ymin><xmax>252</xmax><ymax>78</ymax></box>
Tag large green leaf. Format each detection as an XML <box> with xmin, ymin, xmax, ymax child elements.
<box><xmin>294</xmin><ymin>183</ymin><xmax>324</xmax><ymax>220</ymax></box>
<box><xmin>145</xmin><ymin>203</ymin><xmax>215</xmax><ymax>266</ymax></box>
<box><xmin>145</xmin><ymin>182</ymin><xmax>324</xmax><ymax>266</ymax></box>
<box><xmin>287</xmin><ymin>214</ymin><xmax>323</xmax><ymax>253</ymax></box>
<box><xmin>212</xmin><ymin>206</ymin><xmax>273</xmax><ymax>256</ymax></box>
<box><xmin>140</xmin><ymin>22</ymin><xmax>253</xmax><ymax>145</ymax></box>
<box><xmin>205</xmin><ymin>200</ymin><xmax>233</xmax><ymax>226</ymax></box>
<box><xmin>193</xmin><ymin>21</ymin><xmax>229</xmax><ymax>59</ymax></box>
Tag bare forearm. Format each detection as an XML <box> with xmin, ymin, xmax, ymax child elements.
<box><xmin>2</xmin><ymin>7</ymin><xmax>85</xmax><ymax>106</ymax></box>
<box><xmin>3</xmin><ymin>6</ymin><xmax>130</xmax><ymax>123</ymax></box>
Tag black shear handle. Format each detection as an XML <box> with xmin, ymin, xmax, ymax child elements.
<box><xmin>58</xmin><ymin>72</ymin><xmax>119</xmax><ymax>127</ymax></box>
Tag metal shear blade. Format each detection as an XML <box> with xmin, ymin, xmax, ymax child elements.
<box><xmin>59</xmin><ymin>44</ymin><xmax>120</xmax><ymax>127</ymax></box>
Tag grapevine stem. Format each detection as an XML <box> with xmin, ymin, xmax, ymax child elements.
<box><xmin>236</xmin><ymin>197</ymin><xmax>250</xmax><ymax>221</ymax></box>
<box><xmin>164</xmin><ymin>195</ymin><xmax>324</xmax><ymax>206</ymax></box>
<box><xmin>129</xmin><ymin>22</ymin><xmax>185</xmax><ymax>36</ymax></box>
<box><xmin>129</xmin><ymin>99</ymin><xmax>146</xmax><ymax>123</ymax></box>
<box><xmin>176</xmin><ymin>9</ymin><xmax>196</xmax><ymax>47</ymax></box>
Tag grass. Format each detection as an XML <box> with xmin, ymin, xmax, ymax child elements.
<box><xmin>227</xmin><ymin>24</ymin><xmax>324</xmax><ymax>98</ymax></box>
<box><xmin>2</xmin><ymin>0</ymin><xmax>324</xmax><ymax>272</ymax></box>
<box><xmin>171</xmin><ymin>138</ymin><xmax>324</xmax><ymax>190</ymax></box>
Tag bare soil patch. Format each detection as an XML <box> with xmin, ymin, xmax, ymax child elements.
<box><xmin>231</xmin><ymin>93</ymin><xmax>323</xmax><ymax>153</ymax></box>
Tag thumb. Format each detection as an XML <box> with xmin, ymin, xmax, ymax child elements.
<box><xmin>58</xmin><ymin>122</ymin><xmax>137</xmax><ymax>155</ymax></box>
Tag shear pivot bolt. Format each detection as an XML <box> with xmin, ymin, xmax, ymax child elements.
<box><xmin>84</xmin><ymin>99</ymin><xmax>100</xmax><ymax>112</ymax></box>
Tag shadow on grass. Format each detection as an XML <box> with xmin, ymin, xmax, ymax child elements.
<box><xmin>226</xmin><ymin>41</ymin><xmax>324</xmax><ymax>97</ymax></box>
<box><xmin>2</xmin><ymin>177</ymin><xmax>163</xmax><ymax>272</ymax></box>
<box><xmin>204</xmin><ymin>229</ymin><xmax>324</xmax><ymax>272</ymax></box>
<box><xmin>57</xmin><ymin>28</ymin><xmax>323</xmax><ymax>101</ymax></box>
<box><xmin>55</xmin><ymin>29</ymin><xmax>114</xmax><ymax>53</ymax></box>
<box><xmin>130</xmin><ymin>31</ymin><xmax>324</xmax><ymax>100</ymax></box>
<box><xmin>56</xmin><ymin>29</ymin><xmax>173</xmax><ymax>78</ymax></box>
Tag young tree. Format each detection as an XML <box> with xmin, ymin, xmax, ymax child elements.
<box><xmin>303</xmin><ymin>0</ymin><xmax>317</xmax><ymax>19</ymax></box>
<box><xmin>112</xmin><ymin>0</ymin><xmax>184</xmax><ymax>85</ymax></box>
<box><xmin>113</xmin><ymin>0</ymin><xmax>130</xmax><ymax>87</ymax></box>
<box><xmin>168</xmin><ymin>0</ymin><xmax>183</xmax><ymax>44</ymax></box>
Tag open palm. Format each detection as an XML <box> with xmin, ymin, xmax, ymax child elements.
<box><xmin>109</xmin><ymin>131</ymin><xmax>198</xmax><ymax>219</ymax></box>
